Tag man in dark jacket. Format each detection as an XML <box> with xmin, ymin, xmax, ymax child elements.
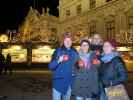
<box><xmin>90</xmin><ymin>34</ymin><xmax>103</xmax><ymax>100</ymax></box>
<box><xmin>90</xmin><ymin>33</ymin><xmax>103</xmax><ymax>53</ymax></box>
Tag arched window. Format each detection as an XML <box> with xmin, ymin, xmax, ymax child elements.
<box><xmin>89</xmin><ymin>21</ymin><xmax>96</xmax><ymax>36</ymax></box>
<box><xmin>105</xmin><ymin>15</ymin><xmax>115</xmax><ymax>39</ymax></box>
<box><xmin>125</xmin><ymin>7</ymin><xmax>133</xmax><ymax>30</ymax></box>
<box><xmin>66</xmin><ymin>9</ymin><xmax>70</xmax><ymax>16</ymax></box>
<box><xmin>128</xmin><ymin>16</ymin><xmax>133</xmax><ymax>30</ymax></box>
<box><xmin>76</xmin><ymin>4</ymin><xmax>82</xmax><ymax>15</ymax></box>
<box><xmin>90</xmin><ymin>0</ymin><xmax>96</xmax><ymax>9</ymax></box>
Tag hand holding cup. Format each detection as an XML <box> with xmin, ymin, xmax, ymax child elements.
<box><xmin>58</xmin><ymin>55</ymin><xmax>69</xmax><ymax>63</ymax></box>
<box><xmin>78</xmin><ymin>60</ymin><xmax>85</xmax><ymax>68</ymax></box>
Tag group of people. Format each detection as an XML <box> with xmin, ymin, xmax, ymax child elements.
<box><xmin>0</xmin><ymin>53</ymin><xmax>12</xmax><ymax>75</ymax></box>
<box><xmin>49</xmin><ymin>33</ymin><xmax>128</xmax><ymax>100</ymax></box>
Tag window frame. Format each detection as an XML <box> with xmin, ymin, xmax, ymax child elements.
<box><xmin>89</xmin><ymin>22</ymin><xmax>96</xmax><ymax>36</ymax></box>
<box><xmin>105</xmin><ymin>20</ymin><xmax>115</xmax><ymax>39</ymax></box>
<box><xmin>66</xmin><ymin>9</ymin><xmax>70</xmax><ymax>16</ymax></box>
<box><xmin>76</xmin><ymin>4</ymin><xmax>82</xmax><ymax>15</ymax></box>
<box><xmin>128</xmin><ymin>16</ymin><xmax>133</xmax><ymax>30</ymax></box>
<box><xmin>90</xmin><ymin>0</ymin><xmax>96</xmax><ymax>9</ymax></box>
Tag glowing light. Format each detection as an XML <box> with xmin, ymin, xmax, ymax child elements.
<box><xmin>11</xmin><ymin>45</ymin><xmax>22</xmax><ymax>50</ymax></box>
<box><xmin>19</xmin><ymin>54</ymin><xmax>25</xmax><ymax>58</ymax></box>
<box><xmin>117</xmin><ymin>47</ymin><xmax>131</xmax><ymax>51</ymax></box>
<box><xmin>0</xmin><ymin>35</ymin><xmax>8</xmax><ymax>42</ymax></box>
<box><xmin>74</xmin><ymin>46</ymin><xmax>80</xmax><ymax>51</ymax></box>
<box><xmin>38</xmin><ymin>45</ymin><xmax>51</xmax><ymax>50</ymax></box>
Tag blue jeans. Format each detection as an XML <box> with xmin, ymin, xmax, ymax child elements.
<box><xmin>100</xmin><ymin>88</ymin><xmax>108</xmax><ymax>100</ymax></box>
<box><xmin>52</xmin><ymin>86</ymin><xmax>71</xmax><ymax>100</ymax></box>
<box><xmin>76</xmin><ymin>97</ymin><xmax>96</xmax><ymax>100</ymax></box>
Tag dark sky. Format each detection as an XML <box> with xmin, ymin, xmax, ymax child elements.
<box><xmin>0</xmin><ymin>0</ymin><xmax>59</xmax><ymax>33</ymax></box>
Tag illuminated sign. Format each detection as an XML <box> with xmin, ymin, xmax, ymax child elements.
<box><xmin>32</xmin><ymin>45</ymin><xmax>55</xmax><ymax>63</ymax></box>
<box><xmin>117</xmin><ymin>30</ymin><xmax>133</xmax><ymax>44</ymax></box>
<box><xmin>2</xmin><ymin>45</ymin><xmax>27</xmax><ymax>63</ymax></box>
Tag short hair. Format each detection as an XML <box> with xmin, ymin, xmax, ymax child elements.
<box><xmin>80</xmin><ymin>39</ymin><xmax>90</xmax><ymax>46</ymax></box>
<box><xmin>59</xmin><ymin>32</ymin><xmax>73</xmax><ymax>47</ymax></box>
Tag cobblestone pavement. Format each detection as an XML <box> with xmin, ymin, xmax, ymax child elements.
<box><xmin>0</xmin><ymin>70</ymin><xmax>132</xmax><ymax>100</ymax></box>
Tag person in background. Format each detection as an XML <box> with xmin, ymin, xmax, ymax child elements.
<box><xmin>99</xmin><ymin>40</ymin><xmax>128</xmax><ymax>100</ymax></box>
<box><xmin>4</xmin><ymin>53</ymin><xmax>12</xmax><ymax>74</ymax></box>
<box><xmin>0</xmin><ymin>53</ymin><xmax>5</xmax><ymax>75</ymax></box>
<box><xmin>72</xmin><ymin>39</ymin><xmax>100</xmax><ymax>100</ymax></box>
<box><xmin>90</xmin><ymin>34</ymin><xmax>104</xmax><ymax>100</ymax></box>
<box><xmin>90</xmin><ymin>33</ymin><xmax>103</xmax><ymax>53</ymax></box>
<box><xmin>49</xmin><ymin>33</ymin><xmax>78</xmax><ymax>100</ymax></box>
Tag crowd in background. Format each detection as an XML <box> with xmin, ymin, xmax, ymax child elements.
<box><xmin>0</xmin><ymin>53</ymin><xmax>12</xmax><ymax>75</ymax></box>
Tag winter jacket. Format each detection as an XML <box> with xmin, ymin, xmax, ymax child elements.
<box><xmin>72</xmin><ymin>51</ymin><xmax>100</xmax><ymax>98</ymax></box>
<box><xmin>49</xmin><ymin>47</ymin><xmax>78</xmax><ymax>94</ymax></box>
<box><xmin>99</xmin><ymin>56</ymin><xmax>128</xmax><ymax>88</ymax></box>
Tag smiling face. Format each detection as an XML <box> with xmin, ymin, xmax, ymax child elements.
<box><xmin>64</xmin><ymin>37</ymin><xmax>72</xmax><ymax>48</ymax></box>
<box><xmin>81</xmin><ymin>42</ymin><xmax>90</xmax><ymax>54</ymax></box>
<box><xmin>93</xmin><ymin>34</ymin><xmax>102</xmax><ymax>45</ymax></box>
<box><xmin>103</xmin><ymin>42</ymin><xmax>114</xmax><ymax>55</ymax></box>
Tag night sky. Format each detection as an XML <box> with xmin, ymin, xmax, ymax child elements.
<box><xmin>0</xmin><ymin>0</ymin><xmax>59</xmax><ymax>33</ymax></box>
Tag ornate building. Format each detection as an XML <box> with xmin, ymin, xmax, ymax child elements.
<box><xmin>59</xmin><ymin>0</ymin><xmax>133</xmax><ymax>43</ymax></box>
<box><xmin>20</xmin><ymin>0</ymin><xmax>133</xmax><ymax>44</ymax></box>
<box><xmin>19</xmin><ymin>7</ymin><xmax>59</xmax><ymax>43</ymax></box>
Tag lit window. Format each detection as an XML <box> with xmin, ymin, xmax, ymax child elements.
<box><xmin>76</xmin><ymin>4</ymin><xmax>82</xmax><ymax>15</ymax></box>
<box><xmin>90</xmin><ymin>0</ymin><xmax>96</xmax><ymax>9</ymax></box>
<box><xmin>128</xmin><ymin>16</ymin><xmax>133</xmax><ymax>30</ymax></box>
<box><xmin>89</xmin><ymin>22</ymin><xmax>96</xmax><ymax>36</ymax></box>
<box><xmin>66</xmin><ymin>9</ymin><xmax>70</xmax><ymax>16</ymax></box>
<box><xmin>105</xmin><ymin>20</ymin><xmax>115</xmax><ymax>39</ymax></box>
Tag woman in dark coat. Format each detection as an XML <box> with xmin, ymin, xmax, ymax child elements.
<box><xmin>99</xmin><ymin>40</ymin><xmax>128</xmax><ymax>100</ymax></box>
<box><xmin>49</xmin><ymin>33</ymin><xmax>79</xmax><ymax>100</ymax></box>
<box><xmin>72</xmin><ymin>39</ymin><xmax>100</xmax><ymax>100</ymax></box>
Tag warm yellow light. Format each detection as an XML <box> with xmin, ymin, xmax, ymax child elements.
<box><xmin>38</xmin><ymin>45</ymin><xmax>51</xmax><ymax>50</ymax></box>
<box><xmin>0</xmin><ymin>34</ymin><xmax>8</xmax><ymax>42</ymax></box>
<box><xmin>19</xmin><ymin>54</ymin><xmax>25</xmax><ymax>58</ymax></box>
<box><xmin>74</xmin><ymin>46</ymin><xmax>80</xmax><ymax>51</ymax></box>
<box><xmin>11</xmin><ymin>45</ymin><xmax>22</xmax><ymax>50</ymax></box>
<box><xmin>117</xmin><ymin>47</ymin><xmax>131</xmax><ymax>52</ymax></box>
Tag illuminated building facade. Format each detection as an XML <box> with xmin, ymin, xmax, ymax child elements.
<box><xmin>59</xmin><ymin>0</ymin><xmax>133</xmax><ymax>42</ymax></box>
<box><xmin>19</xmin><ymin>7</ymin><xmax>59</xmax><ymax>44</ymax></box>
<box><xmin>0</xmin><ymin>0</ymin><xmax>132</xmax><ymax>65</ymax></box>
<box><xmin>19</xmin><ymin>0</ymin><xmax>133</xmax><ymax>44</ymax></box>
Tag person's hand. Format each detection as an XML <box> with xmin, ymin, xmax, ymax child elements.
<box><xmin>92</xmin><ymin>58</ymin><xmax>101</xmax><ymax>65</ymax></box>
<box><xmin>58</xmin><ymin>56</ymin><xmax>64</xmax><ymax>63</ymax></box>
<box><xmin>96</xmin><ymin>50</ymin><xmax>100</xmax><ymax>56</ymax></box>
<box><xmin>63</xmin><ymin>55</ymin><xmax>69</xmax><ymax>61</ymax></box>
<box><xmin>58</xmin><ymin>55</ymin><xmax>69</xmax><ymax>63</ymax></box>
<box><xmin>78</xmin><ymin>60</ymin><xmax>84</xmax><ymax>68</ymax></box>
